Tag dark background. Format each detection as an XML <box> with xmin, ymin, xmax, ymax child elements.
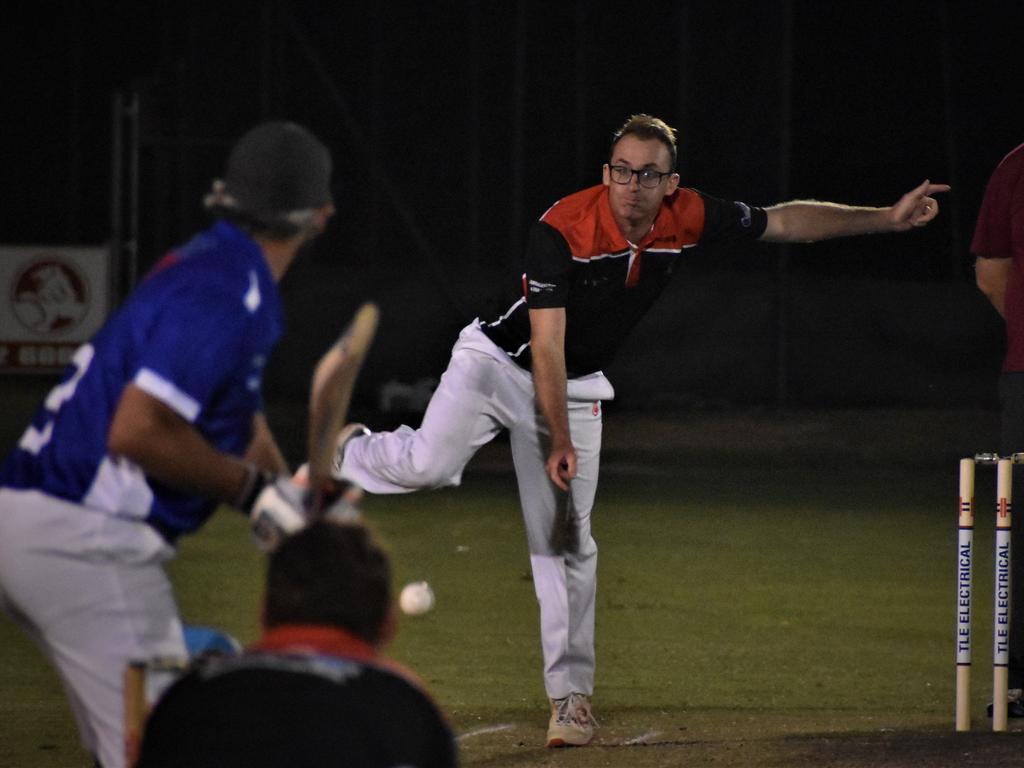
<box><xmin>3</xmin><ymin>1</ymin><xmax>1022</xmax><ymax>454</ymax></box>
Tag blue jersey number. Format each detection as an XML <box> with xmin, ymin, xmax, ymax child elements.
<box><xmin>18</xmin><ymin>344</ymin><xmax>95</xmax><ymax>455</ymax></box>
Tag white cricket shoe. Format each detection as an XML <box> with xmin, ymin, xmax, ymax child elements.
<box><xmin>546</xmin><ymin>692</ymin><xmax>597</xmax><ymax>747</ymax></box>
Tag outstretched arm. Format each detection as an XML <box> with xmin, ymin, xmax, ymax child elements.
<box><xmin>761</xmin><ymin>179</ymin><xmax>950</xmax><ymax>243</ymax></box>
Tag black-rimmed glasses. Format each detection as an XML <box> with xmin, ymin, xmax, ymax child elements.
<box><xmin>608</xmin><ymin>165</ymin><xmax>674</xmax><ymax>189</ymax></box>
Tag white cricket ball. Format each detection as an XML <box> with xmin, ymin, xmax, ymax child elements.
<box><xmin>399</xmin><ymin>581</ymin><xmax>435</xmax><ymax>616</ymax></box>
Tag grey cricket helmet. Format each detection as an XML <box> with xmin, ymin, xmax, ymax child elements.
<box><xmin>207</xmin><ymin>120</ymin><xmax>332</xmax><ymax>234</ymax></box>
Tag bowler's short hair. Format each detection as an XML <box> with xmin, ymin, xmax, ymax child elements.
<box><xmin>610</xmin><ymin>114</ymin><xmax>678</xmax><ymax>170</ymax></box>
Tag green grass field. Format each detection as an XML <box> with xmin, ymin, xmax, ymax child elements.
<box><xmin>2</xmin><ymin>409</ymin><xmax>1024</xmax><ymax>765</ymax></box>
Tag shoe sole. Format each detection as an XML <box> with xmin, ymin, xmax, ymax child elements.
<box><xmin>547</xmin><ymin>738</ymin><xmax>591</xmax><ymax>748</ymax></box>
<box><xmin>546</xmin><ymin>733</ymin><xmax>593</xmax><ymax>748</ymax></box>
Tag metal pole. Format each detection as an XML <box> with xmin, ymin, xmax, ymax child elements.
<box><xmin>110</xmin><ymin>91</ymin><xmax>125</xmax><ymax>308</ymax></box>
<box><xmin>259</xmin><ymin>0</ymin><xmax>273</xmax><ymax>116</ymax></box>
<box><xmin>938</xmin><ymin>0</ymin><xmax>963</xmax><ymax>279</ymax></box>
<box><xmin>127</xmin><ymin>92</ymin><xmax>140</xmax><ymax>291</ymax></box>
<box><xmin>775</xmin><ymin>0</ymin><xmax>794</xmax><ymax>408</ymax></box>
<box><xmin>467</xmin><ymin>1</ymin><xmax>481</xmax><ymax>260</ymax></box>
<box><xmin>573</xmin><ymin>0</ymin><xmax>587</xmax><ymax>188</ymax></box>
<box><xmin>66</xmin><ymin>0</ymin><xmax>83</xmax><ymax>240</ymax></box>
<box><xmin>675</xmin><ymin>3</ymin><xmax>690</xmax><ymax>171</ymax></box>
<box><xmin>369</xmin><ymin>0</ymin><xmax>383</xmax><ymax>261</ymax></box>
<box><xmin>510</xmin><ymin>0</ymin><xmax>527</xmax><ymax>264</ymax></box>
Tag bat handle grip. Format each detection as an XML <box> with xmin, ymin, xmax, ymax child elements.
<box><xmin>307</xmin><ymin>482</ymin><xmax>363</xmax><ymax>522</ymax></box>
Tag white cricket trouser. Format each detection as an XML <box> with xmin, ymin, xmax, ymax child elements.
<box><xmin>340</xmin><ymin>321</ymin><xmax>613</xmax><ymax>698</ymax></box>
<box><xmin>0</xmin><ymin>489</ymin><xmax>186</xmax><ymax>768</ymax></box>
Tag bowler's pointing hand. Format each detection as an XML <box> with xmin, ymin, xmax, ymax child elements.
<box><xmin>888</xmin><ymin>179</ymin><xmax>950</xmax><ymax>231</ymax></box>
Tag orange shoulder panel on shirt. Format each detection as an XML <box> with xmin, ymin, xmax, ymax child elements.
<box><xmin>540</xmin><ymin>185</ymin><xmax>706</xmax><ymax>258</ymax></box>
<box><xmin>540</xmin><ymin>185</ymin><xmax>623</xmax><ymax>259</ymax></box>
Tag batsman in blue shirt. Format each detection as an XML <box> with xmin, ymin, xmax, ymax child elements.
<box><xmin>0</xmin><ymin>121</ymin><xmax>341</xmax><ymax>768</ymax></box>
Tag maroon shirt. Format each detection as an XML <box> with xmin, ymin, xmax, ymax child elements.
<box><xmin>973</xmin><ymin>143</ymin><xmax>1024</xmax><ymax>372</ymax></box>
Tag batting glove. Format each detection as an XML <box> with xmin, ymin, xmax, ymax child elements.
<box><xmin>294</xmin><ymin>460</ymin><xmax>364</xmax><ymax>520</ymax></box>
<box><xmin>248</xmin><ymin>476</ymin><xmax>308</xmax><ymax>553</ymax></box>
<box><xmin>239</xmin><ymin>464</ymin><xmax>364</xmax><ymax>552</ymax></box>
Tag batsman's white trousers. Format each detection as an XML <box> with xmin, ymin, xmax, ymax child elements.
<box><xmin>340</xmin><ymin>321</ymin><xmax>613</xmax><ymax>698</ymax></box>
<box><xmin>0</xmin><ymin>489</ymin><xmax>186</xmax><ymax>768</ymax></box>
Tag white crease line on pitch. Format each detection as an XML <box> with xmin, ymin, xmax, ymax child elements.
<box><xmin>457</xmin><ymin>723</ymin><xmax>514</xmax><ymax>741</ymax></box>
<box><xmin>623</xmin><ymin>730</ymin><xmax>662</xmax><ymax>745</ymax></box>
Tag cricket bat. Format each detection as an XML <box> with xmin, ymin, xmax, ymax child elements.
<box><xmin>123</xmin><ymin>661</ymin><xmax>147</xmax><ymax>766</ymax></box>
<box><xmin>123</xmin><ymin>656</ymin><xmax>190</xmax><ymax>766</ymax></box>
<box><xmin>306</xmin><ymin>301</ymin><xmax>380</xmax><ymax>514</ymax></box>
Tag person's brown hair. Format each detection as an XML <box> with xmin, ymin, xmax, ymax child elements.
<box><xmin>264</xmin><ymin>520</ymin><xmax>391</xmax><ymax>645</ymax></box>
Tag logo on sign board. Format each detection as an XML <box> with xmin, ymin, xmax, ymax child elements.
<box><xmin>10</xmin><ymin>257</ymin><xmax>90</xmax><ymax>335</ymax></box>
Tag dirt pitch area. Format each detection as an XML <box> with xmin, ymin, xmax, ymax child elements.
<box><xmin>455</xmin><ymin>710</ymin><xmax>1024</xmax><ymax>767</ymax></box>
<box><xmin>443</xmin><ymin>407</ymin><xmax>1018</xmax><ymax>767</ymax></box>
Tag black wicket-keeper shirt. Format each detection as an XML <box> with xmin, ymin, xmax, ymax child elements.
<box><xmin>482</xmin><ymin>183</ymin><xmax>767</xmax><ymax>378</ymax></box>
<box><xmin>137</xmin><ymin>625</ymin><xmax>458</xmax><ymax>768</ymax></box>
